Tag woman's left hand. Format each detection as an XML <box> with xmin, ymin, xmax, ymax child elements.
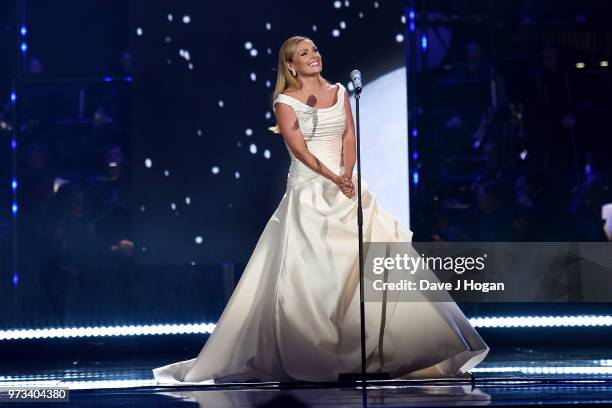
<box><xmin>340</xmin><ymin>174</ymin><xmax>355</xmax><ymax>199</ymax></box>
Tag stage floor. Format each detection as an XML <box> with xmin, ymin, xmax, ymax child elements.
<box><xmin>1</xmin><ymin>347</ymin><xmax>611</xmax><ymax>407</ymax></box>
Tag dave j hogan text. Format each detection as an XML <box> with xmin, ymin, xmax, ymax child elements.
<box><xmin>373</xmin><ymin>279</ymin><xmax>505</xmax><ymax>293</ymax></box>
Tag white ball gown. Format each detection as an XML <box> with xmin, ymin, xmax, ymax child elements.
<box><xmin>153</xmin><ymin>82</ymin><xmax>488</xmax><ymax>384</ymax></box>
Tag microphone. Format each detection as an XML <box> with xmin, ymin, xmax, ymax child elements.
<box><xmin>350</xmin><ymin>70</ymin><xmax>362</xmax><ymax>94</ymax></box>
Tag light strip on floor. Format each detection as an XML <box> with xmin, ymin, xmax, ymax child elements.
<box><xmin>469</xmin><ymin>315</ymin><xmax>612</xmax><ymax>328</ymax></box>
<box><xmin>472</xmin><ymin>366</ymin><xmax>612</xmax><ymax>375</ymax></box>
<box><xmin>1</xmin><ymin>315</ymin><xmax>611</xmax><ymax>340</ymax></box>
<box><xmin>0</xmin><ymin>379</ymin><xmax>157</xmax><ymax>390</ymax></box>
<box><xmin>0</xmin><ymin>323</ymin><xmax>216</xmax><ymax>340</ymax></box>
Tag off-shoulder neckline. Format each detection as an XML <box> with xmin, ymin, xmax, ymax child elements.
<box><xmin>279</xmin><ymin>83</ymin><xmax>343</xmax><ymax>111</ymax></box>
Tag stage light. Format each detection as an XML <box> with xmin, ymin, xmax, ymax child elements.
<box><xmin>218</xmin><ymin>100</ymin><xmax>224</xmax><ymax>108</ymax></box>
<box><xmin>412</xmin><ymin>151</ymin><xmax>418</xmax><ymax>160</ymax></box>
<box><xmin>195</xmin><ymin>236</ymin><xmax>203</xmax><ymax>244</ymax></box>
<box><xmin>601</xmin><ymin>61</ymin><xmax>609</xmax><ymax>67</ymax></box>
<box><xmin>249</xmin><ymin>144</ymin><xmax>258</xmax><ymax>154</ymax></box>
<box><xmin>264</xmin><ymin>149</ymin><xmax>271</xmax><ymax>159</ymax></box>
<box><xmin>332</xmin><ymin>29</ymin><xmax>340</xmax><ymax>37</ymax></box>
<box><xmin>126</xmin><ymin>76</ymin><xmax>133</xmax><ymax>81</ymax></box>
<box><xmin>245</xmin><ymin>128</ymin><xmax>253</xmax><ymax>136</ymax></box>
<box><xmin>12</xmin><ymin>203</ymin><xmax>18</xmax><ymax>215</ymax></box>
<box><xmin>334</xmin><ymin>1</ymin><xmax>341</xmax><ymax>8</ymax></box>
<box><xmin>136</xmin><ymin>27</ymin><xmax>143</xmax><ymax>36</ymax></box>
<box><xmin>0</xmin><ymin>378</ymin><xmax>157</xmax><ymax>390</ymax></box>
<box><xmin>163</xmin><ymin>169</ymin><xmax>169</xmax><ymax>176</ymax></box>
<box><xmin>144</xmin><ymin>158</ymin><xmax>153</xmax><ymax>168</ymax></box>
<box><xmin>179</xmin><ymin>49</ymin><xmax>190</xmax><ymax>61</ymax></box>
<box><xmin>575</xmin><ymin>62</ymin><xmax>585</xmax><ymax>69</ymax></box>
<box><xmin>421</xmin><ymin>35</ymin><xmax>428</xmax><ymax>50</ymax></box>
<box><xmin>170</xmin><ymin>202</ymin><xmax>177</xmax><ymax>210</ymax></box>
<box><xmin>21</xmin><ymin>42</ymin><xmax>27</xmax><ymax>52</ymax></box>
<box><xmin>12</xmin><ymin>179</ymin><xmax>17</xmax><ymax>190</ymax></box>
<box><xmin>64</xmin><ymin>379</ymin><xmax>157</xmax><ymax>390</ymax></box>
<box><xmin>211</xmin><ymin>166</ymin><xmax>220</xmax><ymax>174</ymax></box>
<box><xmin>410</xmin><ymin>22</ymin><xmax>415</xmax><ymax>32</ymax></box>
<box><xmin>103</xmin><ymin>76</ymin><xmax>112</xmax><ymax>82</ymax></box>
<box><xmin>20</xmin><ymin>26</ymin><xmax>27</xmax><ymax>36</ymax></box>
<box><xmin>0</xmin><ymin>316</ymin><xmax>610</xmax><ymax>342</ymax></box>
<box><xmin>185</xmin><ymin>197</ymin><xmax>191</xmax><ymax>205</ymax></box>
<box><xmin>396</xmin><ymin>34</ymin><xmax>404</xmax><ymax>43</ymax></box>
<box><xmin>250</xmin><ymin>49</ymin><xmax>258</xmax><ymax>57</ymax></box>
<box><xmin>234</xmin><ymin>171</ymin><xmax>240</xmax><ymax>179</ymax></box>
<box><xmin>250</xmin><ymin>72</ymin><xmax>256</xmax><ymax>81</ymax></box>
<box><xmin>0</xmin><ymin>323</ymin><xmax>217</xmax><ymax>341</ymax></box>
<box><xmin>182</xmin><ymin>15</ymin><xmax>191</xmax><ymax>24</ymax></box>
<box><xmin>358</xmin><ymin>12</ymin><xmax>364</xmax><ymax>19</ymax></box>
<box><xmin>312</xmin><ymin>24</ymin><xmax>318</xmax><ymax>32</ymax></box>
<box><xmin>472</xmin><ymin>366</ymin><xmax>612</xmax><ymax>375</ymax></box>
<box><xmin>470</xmin><ymin>315</ymin><xmax>612</xmax><ymax>328</ymax></box>
<box><xmin>11</xmin><ymin>139</ymin><xmax>17</xmax><ymax>149</ymax></box>
<box><xmin>265</xmin><ymin>22</ymin><xmax>271</xmax><ymax>30</ymax></box>
<box><xmin>244</xmin><ymin>41</ymin><xmax>252</xmax><ymax>50</ymax></box>
<box><xmin>167</xmin><ymin>14</ymin><xmax>173</xmax><ymax>22</ymax></box>
<box><xmin>409</xmin><ymin>10</ymin><xmax>415</xmax><ymax>20</ymax></box>
<box><xmin>374</xmin><ymin>1</ymin><xmax>379</xmax><ymax>9</ymax></box>
<box><xmin>412</xmin><ymin>171</ymin><xmax>419</xmax><ymax>185</ymax></box>
<box><xmin>412</xmin><ymin>128</ymin><xmax>418</xmax><ymax>137</ymax></box>
<box><xmin>12</xmin><ymin>273</ymin><xmax>18</xmax><ymax>286</ymax></box>
<box><xmin>10</xmin><ymin>92</ymin><xmax>16</xmax><ymax>103</ymax></box>
<box><xmin>340</xmin><ymin>21</ymin><xmax>347</xmax><ymax>29</ymax></box>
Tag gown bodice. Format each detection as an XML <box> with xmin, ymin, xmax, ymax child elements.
<box><xmin>273</xmin><ymin>82</ymin><xmax>347</xmax><ymax>185</ymax></box>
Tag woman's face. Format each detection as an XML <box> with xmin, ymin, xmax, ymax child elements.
<box><xmin>288</xmin><ymin>40</ymin><xmax>322</xmax><ymax>77</ymax></box>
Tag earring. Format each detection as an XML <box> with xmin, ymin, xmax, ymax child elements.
<box><xmin>291</xmin><ymin>69</ymin><xmax>297</xmax><ymax>76</ymax></box>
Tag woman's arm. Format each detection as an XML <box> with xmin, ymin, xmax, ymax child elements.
<box><xmin>275</xmin><ymin>102</ymin><xmax>344</xmax><ymax>184</ymax></box>
<box><xmin>341</xmin><ymin>93</ymin><xmax>356</xmax><ymax>177</ymax></box>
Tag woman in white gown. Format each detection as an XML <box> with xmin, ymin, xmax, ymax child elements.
<box><xmin>153</xmin><ymin>36</ymin><xmax>488</xmax><ymax>384</ymax></box>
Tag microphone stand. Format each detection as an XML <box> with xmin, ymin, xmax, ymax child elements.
<box><xmin>338</xmin><ymin>84</ymin><xmax>390</xmax><ymax>384</ymax></box>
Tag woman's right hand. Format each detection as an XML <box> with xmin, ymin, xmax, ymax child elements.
<box><xmin>334</xmin><ymin>175</ymin><xmax>355</xmax><ymax>199</ymax></box>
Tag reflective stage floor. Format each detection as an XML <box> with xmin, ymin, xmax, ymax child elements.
<box><xmin>2</xmin><ymin>347</ymin><xmax>612</xmax><ymax>407</ymax></box>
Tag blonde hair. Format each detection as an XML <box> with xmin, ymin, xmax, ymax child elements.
<box><xmin>269</xmin><ymin>36</ymin><xmax>329</xmax><ymax>134</ymax></box>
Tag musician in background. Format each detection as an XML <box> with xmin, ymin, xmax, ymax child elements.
<box><xmin>90</xmin><ymin>144</ymin><xmax>133</xmax><ymax>260</ymax></box>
